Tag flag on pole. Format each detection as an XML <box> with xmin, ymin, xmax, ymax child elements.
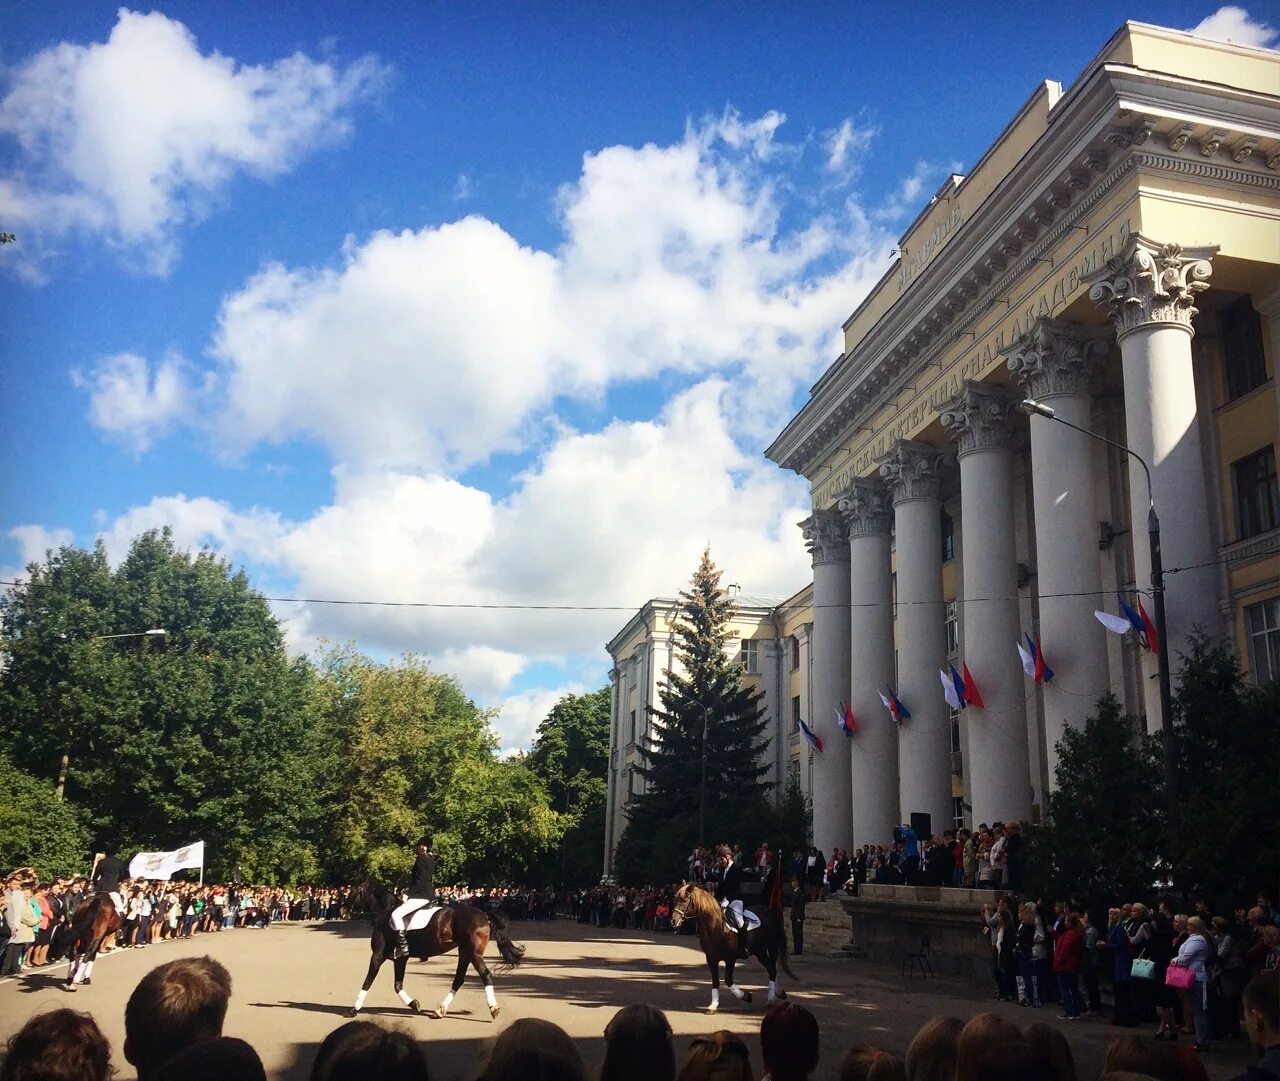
<box><xmin>949</xmin><ymin>663</ymin><xmax>970</xmax><ymax>708</ymax></box>
<box><xmin>880</xmin><ymin>687</ymin><xmax>911</xmax><ymax>724</ymax></box>
<box><xmin>940</xmin><ymin>668</ymin><xmax>963</xmax><ymax>710</ymax></box>
<box><xmin>798</xmin><ymin>716</ymin><xmax>823</xmax><ymax>753</ymax></box>
<box><xmin>128</xmin><ymin>841</ymin><xmax>205</xmax><ymax>882</ymax></box>
<box><xmin>1095</xmin><ymin>609</ymin><xmax>1134</xmax><ymax>636</ymax></box>
<box><xmin>1137</xmin><ymin>599</ymin><xmax>1159</xmax><ymax>656</ymax></box>
<box><xmin>962</xmin><ymin>663</ymin><xmax>985</xmax><ymax>709</ymax></box>
<box><xmin>1118</xmin><ymin>596</ymin><xmax>1151</xmax><ymax>650</ymax></box>
<box><xmin>1025</xmin><ymin>632</ymin><xmax>1054</xmax><ymax>683</ymax></box>
<box><xmin>835</xmin><ymin>701</ymin><xmax>857</xmax><ymax>736</ymax></box>
<box><xmin>1016</xmin><ymin>639</ymin><xmax>1035</xmax><ymax>678</ymax></box>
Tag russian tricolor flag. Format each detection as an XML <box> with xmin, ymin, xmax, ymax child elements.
<box><xmin>798</xmin><ymin>716</ymin><xmax>823</xmax><ymax>753</ymax></box>
<box><xmin>835</xmin><ymin>701</ymin><xmax>857</xmax><ymax>737</ymax></box>
<box><xmin>941</xmin><ymin>662</ymin><xmax>986</xmax><ymax>710</ymax></box>
<box><xmin>1097</xmin><ymin>594</ymin><xmax>1159</xmax><ymax>654</ymax></box>
<box><xmin>1017</xmin><ymin>633</ymin><xmax>1054</xmax><ymax>683</ymax></box>
<box><xmin>879</xmin><ymin>687</ymin><xmax>911</xmax><ymax>724</ymax></box>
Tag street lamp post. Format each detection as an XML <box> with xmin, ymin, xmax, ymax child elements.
<box><xmin>56</xmin><ymin>629</ymin><xmax>168</xmax><ymax>800</ymax></box>
<box><xmin>697</xmin><ymin>703</ymin><xmax>711</xmax><ymax>852</ymax></box>
<box><xmin>1019</xmin><ymin>399</ymin><xmax>1179</xmax><ymax>856</ymax></box>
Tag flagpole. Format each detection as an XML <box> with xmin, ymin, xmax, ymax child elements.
<box><xmin>1020</xmin><ymin>399</ymin><xmax>1179</xmax><ymax>872</ymax></box>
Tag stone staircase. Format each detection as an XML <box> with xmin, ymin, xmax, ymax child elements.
<box><xmin>799</xmin><ymin>899</ymin><xmax>855</xmax><ymax>956</ymax></box>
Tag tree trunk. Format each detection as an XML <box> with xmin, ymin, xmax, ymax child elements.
<box><xmin>56</xmin><ymin>747</ymin><xmax>69</xmax><ymax>801</ymax></box>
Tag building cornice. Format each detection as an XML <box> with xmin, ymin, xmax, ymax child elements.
<box><xmin>765</xmin><ymin>59</ymin><xmax>1280</xmax><ymax>482</ymax></box>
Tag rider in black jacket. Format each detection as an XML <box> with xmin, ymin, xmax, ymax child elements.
<box><xmin>391</xmin><ymin>838</ymin><xmax>436</xmax><ymax>959</ymax></box>
<box><xmin>91</xmin><ymin>846</ymin><xmax>128</xmax><ymax>913</ymax></box>
<box><xmin>713</xmin><ymin>845</ymin><xmax>750</xmax><ymax>958</ymax></box>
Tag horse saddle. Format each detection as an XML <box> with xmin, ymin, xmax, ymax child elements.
<box><xmin>405</xmin><ymin>906</ymin><xmax>442</xmax><ymax>932</ymax></box>
<box><xmin>724</xmin><ymin>907</ymin><xmax>761</xmax><ymax>932</ymax></box>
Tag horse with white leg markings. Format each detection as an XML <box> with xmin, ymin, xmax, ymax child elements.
<box><xmin>345</xmin><ymin>877</ymin><xmax>524</xmax><ymax>1020</ymax></box>
<box><xmin>671</xmin><ymin>881</ymin><xmax>797</xmax><ymax>1014</ymax></box>
<box><xmin>51</xmin><ymin>893</ymin><xmax>121</xmax><ymax>992</ymax></box>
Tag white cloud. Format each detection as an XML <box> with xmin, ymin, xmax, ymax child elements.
<box><xmin>72</xmin><ymin>352</ymin><xmax>196</xmax><ymax>453</ymax></box>
<box><xmin>8</xmin><ymin>525</ymin><xmax>75</xmax><ymax>568</ymax></box>
<box><xmin>1188</xmin><ymin>6</ymin><xmax>1278</xmax><ymax>46</ymax></box>
<box><xmin>0</xmin><ymin>9</ymin><xmax>386</xmax><ymax>274</ymax></box>
<box><xmin>875</xmin><ymin>160</ymin><xmax>938</xmax><ymax>223</ymax></box>
<box><xmin>825</xmin><ymin>119</ymin><xmax>877</xmax><ymax>175</ymax></box>
<box><xmin>106</xmin><ymin>109</ymin><xmax>889</xmax><ymax>469</ymax></box>
<box><xmin>492</xmin><ymin>684</ymin><xmax>586</xmax><ymax>756</ymax></box>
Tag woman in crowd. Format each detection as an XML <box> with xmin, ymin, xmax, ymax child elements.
<box><xmin>1170</xmin><ymin>914</ymin><xmax>1214</xmax><ymax>1051</ymax></box>
<box><xmin>838</xmin><ymin>1047</ymin><xmax>904</xmax><ymax>1081</ymax></box>
<box><xmin>1211</xmin><ymin>913</ymin><xmax>1247</xmax><ymax>1038</ymax></box>
<box><xmin>903</xmin><ymin>1016</ymin><xmax>961</xmax><ymax>1081</ymax></box>
<box><xmin>677</xmin><ymin>1032</ymin><xmax>753</xmax><ymax>1081</ymax></box>
<box><xmin>1024</xmin><ymin>1022</ymin><xmax>1077</xmax><ymax>1081</ymax></box>
<box><xmin>478</xmin><ymin>1018</ymin><xmax>585</xmax><ymax>1081</ymax></box>
<box><xmin>311</xmin><ymin>1021</ymin><xmax>429</xmax><ymax>1081</ymax></box>
<box><xmin>1052</xmin><ymin>912</ymin><xmax>1084</xmax><ymax>1020</ymax></box>
<box><xmin>1080</xmin><ymin>911</ymin><xmax>1103</xmax><ymax>1016</ymax></box>
<box><xmin>954</xmin><ymin>1013</ymin><xmax>1026</xmax><ymax>1081</ymax></box>
<box><xmin>1106</xmin><ymin>907</ymin><xmax>1135</xmax><ymax>1027</ymax></box>
<box><xmin>759</xmin><ymin>1002</ymin><xmax>819</xmax><ymax>1081</ymax></box>
<box><xmin>600</xmin><ymin>1004</ymin><xmax>673</xmax><ymax>1081</ymax></box>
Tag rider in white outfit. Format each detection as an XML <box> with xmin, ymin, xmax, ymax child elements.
<box><xmin>391</xmin><ymin>838</ymin><xmax>436</xmax><ymax>959</ymax></box>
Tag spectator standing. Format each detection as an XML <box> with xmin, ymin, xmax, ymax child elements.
<box><xmin>1080</xmin><ymin>911</ymin><xmax>1103</xmax><ymax>1016</ymax></box>
<box><xmin>1106</xmin><ymin>907</ymin><xmax>1136</xmax><ymax>1027</ymax></box>
<box><xmin>1053</xmin><ymin>912</ymin><xmax>1085</xmax><ymax>1020</ymax></box>
<box><xmin>790</xmin><ymin>878</ymin><xmax>806</xmax><ymax>956</ymax></box>
<box><xmin>1171</xmin><ymin>915</ymin><xmax>1214</xmax><ymax>1051</ymax></box>
<box><xmin>1</xmin><ymin>876</ymin><xmax>37</xmax><ymax>976</ymax></box>
<box><xmin>806</xmin><ymin>848</ymin><xmax>825</xmax><ymax>901</ymax></box>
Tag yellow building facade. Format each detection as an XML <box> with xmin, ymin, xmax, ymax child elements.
<box><xmin>605</xmin><ymin>21</ymin><xmax>1278</xmax><ymax>873</ymax></box>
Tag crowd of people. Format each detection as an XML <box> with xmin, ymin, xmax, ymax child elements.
<box><xmin>2</xmin><ymin>955</ymin><xmax>1278</xmax><ymax>1081</ymax></box>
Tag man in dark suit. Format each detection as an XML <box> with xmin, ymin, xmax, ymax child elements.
<box><xmin>790</xmin><ymin>877</ymin><xmax>807</xmax><ymax>955</ymax></box>
<box><xmin>713</xmin><ymin>845</ymin><xmax>750</xmax><ymax>958</ymax></box>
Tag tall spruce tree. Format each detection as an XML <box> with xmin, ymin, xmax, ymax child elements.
<box><xmin>614</xmin><ymin>550</ymin><xmax>772</xmax><ymax>882</ymax></box>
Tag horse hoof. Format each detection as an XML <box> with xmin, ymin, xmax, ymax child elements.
<box><xmin>344</xmin><ymin>1009</ymin><xmax>358</xmax><ymax>1018</ymax></box>
<box><xmin>435</xmin><ymin>1006</ymin><xmax>448</xmax><ymax>1018</ymax></box>
<box><xmin>777</xmin><ymin>990</ymin><xmax>787</xmax><ymax>1000</ymax></box>
<box><xmin>703</xmin><ymin>1005</ymin><xmax>718</xmax><ymax>1015</ymax></box>
<box><xmin>409</xmin><ymin>999</ymin><xmax>422</xmax><ymax>1014</ymax></box>
<box><xmin>82</xmin><ymin>979</ymin><xmax>91</xmax><ymax>986</ymax></box>
<box><xmin>63</xmin><ymin>984</ymin><xmax>77</xmax><ymax>993</ymax></box>
<box><xmin>489</xmin><ymin>1005</ymin><xmax>500</xmax><ymax>1020</ymax></box>
<box><xmin>743</xmin><ymin>990</ymin><xmax>753</xmax><ymax>1003</ymax></box>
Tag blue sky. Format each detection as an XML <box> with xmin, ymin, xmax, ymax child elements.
<box><xmin>2</xmin><ymin>2</ymin><xmax>1275</xmax><ymax>751</ymax></box>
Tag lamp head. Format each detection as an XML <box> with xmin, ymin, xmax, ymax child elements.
<box><xmin>145</xmin><ymin>629</ymin><xmax>167</xmax><ymax>637</ymax></box>
<box><xmin>1018</xmin><ymin>398</ymin><xmax>1056</xmax><ymax>419</ymax></box>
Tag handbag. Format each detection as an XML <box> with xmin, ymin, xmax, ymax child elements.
<box><xmin>1165</xmin><ymin>963</ymin><xmax>1196</xmax><ymax>989</ymax></box>
<box><xmin>1131</xmin><ymin>956</ymin><xmax>1156</xmax><ymax>980</ymax></box>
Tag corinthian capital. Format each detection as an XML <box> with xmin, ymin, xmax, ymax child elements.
<box><xmin>938</xmin><ymin>381</ymin><xmax>1017</xmax><ymax>457</ymax></box>
<box><xmin>1086</xmin><ymin>233</ymin><xmax>1216</xmax><ymax>340</ymax></box>
<box><xmin>799</xmin><ymin>509</ymin><xmax>849</xmax><ymax>566</ymax></box>
<box><xmin>837</xmin><ymin>482</ymin><xmax>892</xmax><ymax>537</ymax></box>
<box><xmin>1004</xmin><ymin>317</ymin><xmax>1110</xmax><ymax>399</ymax></box>
<box><xmin>876</xmin><ymin>440</ymin><xmax>951</xmax><ymax>504</ymax></box>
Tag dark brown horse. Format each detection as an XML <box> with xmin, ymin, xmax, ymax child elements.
<box><xmin>345</xmin><ymin>878</ymin><xmax>524</xmax><ymax>1020</ymax></box>
<box><xmin>671</xmin><ymin>882</ymin><xmax>796</xmax><ymax>1013</ymax></box>
<box><xmin>52</xmin><ymin>894</ymin><xmax>121</xmax><ymax>991</ymax></box>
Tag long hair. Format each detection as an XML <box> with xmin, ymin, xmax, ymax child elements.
<box><xmin>954</xmin><ymin>1013</ymin><xmax>1025</xmax><ymax>1081</ymax></box>
<box><xmin>600</xmin><ymin>1004</ymin><xmax>674</xmax><ymax>1081</ymax></box>
<box><xmin>904</xmin><ymin>1016</ymin><xmax>962</xmax><ymax>1081</ymax></box>
<box><xmin>760</xmin><ymin>1002</ymin><xmax>819</xmax><ymax>1081</ymax></box>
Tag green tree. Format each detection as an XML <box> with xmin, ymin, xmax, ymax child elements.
<box><xmin>0</xmin><ymin>755</ymin><xmax>91</xmax><ymax>877</ymax></box>
<box><xmin>1</xmin><ymin>529</ymin><xmax>322</xmax><ymax>883</ymax></box>
<box><xmin>1022</xmin><ymin>694</ymin><xmax>1165</xmax><ymax>907</ymax></box>
<box><xmin>527</xmin><ymin>687</ymin><xmax>611</xmax><ymax>886</ymax></box>
<box><xmin>616</xmin><ymin>550</ymin><xmax>772</xmax><ymax>884</ymax></box>
<box><xmin>1167</xmin><ymin>634</ymin><xmax>1280</xmax><ymax>907</ymax></box>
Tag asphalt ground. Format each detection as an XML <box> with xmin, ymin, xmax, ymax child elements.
<box><xmin>0</xmin><ymin>917</ymin><xmax>1255</xmax><ymax>1080</ymax></box>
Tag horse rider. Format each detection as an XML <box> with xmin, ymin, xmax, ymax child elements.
<box><xmin>90</xmin><ymin>845</ymin><xmax>127</xmax><ymax>915</ymax></box>
<box><xmin>713</xmin><ymin>844</ymin><xmax>751</xmax><ymax>958</ymax></box>
<box><xmin>391</xmin><ymin>837</ymin><xmax>436</xmax><ymax>959</ymax></box>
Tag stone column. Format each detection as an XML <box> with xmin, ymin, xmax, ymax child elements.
<box><xmin>837</xmin><ymin>481</ymin><xmax>898</xmax><ymax>847</ymax></box>
<box><xmin>1006</xmin><ymin>318</ymin><xmax>1112</xmax><ymax>783</ymax></box>
<box><xmin>877</xmin><ymin>440</ymin><xmax>953</xmax><ymax>834</ymax></box>
<box><xmin>940</xmin><ymin>383</ymin><xmax>1032</xmax><ymax>826</ymax></box>
<box><xmin>603</xmin><ymin>669</ymin><xmax>621</xmax><ymax>874</ymax></box>
<box><xmin>800</xmin><ymin>509</ymin><xmax>852</xmax><ymax>854</ymax></box>
<box><xmin>1088</xmin><ymin>235</ymin><xmax>1219</xmax><ymax>720</ymax></box>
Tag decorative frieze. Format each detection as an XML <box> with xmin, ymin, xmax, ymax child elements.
<box><xmin>938</xmin><ymin>381</ymin><xmax>1017</xmax><ymax>457</ymax></box>
<box><xmin>1004</xmin><ymin>317</ymin><xmax>1111</xmax><ymax>399</ymax></box>
<box><xmin>877</xmin><ymin>439</ymin><xmax>951</xmax><ymax>503</ymax></box>
<box><xmin>800</xmin><ymin>509</ymin><xmax>850</xmax><ymax>566</ymax></box>
<box><xmin>837</xmin><ymin>482</ymin><xmax>892</xmax><ymax>537</ymax></box>
<box><xmin>1086</xmin><ymin>233</ymin><xmax>1216</xmax><ymax>340</ymax></box>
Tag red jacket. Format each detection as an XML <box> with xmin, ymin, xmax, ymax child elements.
<box><xmin>1053</xmin><ymin>926</ymin><xmax>1085</xmax><ymax>974</ymax></box>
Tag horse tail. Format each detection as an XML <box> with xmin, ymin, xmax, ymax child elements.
<box><xmin>776</xmin><ymin>911</ymin><xmax>799</xmax><ymax>981</ymax></box>
<box><xmin>487</xmin><ymin>910</ymin><xmax>526</xmax><ymax>972</ymax></box>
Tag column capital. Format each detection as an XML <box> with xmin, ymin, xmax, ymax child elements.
<box><xmin>799</xmin><ymin>509</ymin><xmax>849</xmax><ymax>566</ymax></box>
<box><xmin>876</xmin><ymin>439</ymin><xmax>951</xmax><ymax>504</ymax></box>
<box><xmin>1004</xmin><ymin>316</ymin><xmax>1110</xmax><ymax>399</ymax></box>
<box><xmin>836</xmin><ymin>481</ymin><xmax>892</xmax><ymax>537</ymax></box>
<box><xmin>938</xmin><ymin>380</ymin><xmax>1017</xmax><ymax>457</ymax></box>
<box><xmin>1086</xmin><ymin>232</ymin><xmax>1217</xmax><ymax>340</ymax></box>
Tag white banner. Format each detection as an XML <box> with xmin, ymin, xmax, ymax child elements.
<box><xmin>128</xmin><ymin>841</ymin><xmax>205</xmax><ymax>881</ymax></box>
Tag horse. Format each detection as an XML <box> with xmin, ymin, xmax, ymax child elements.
<box><xmin>345</xmin><ymin>878</ymin><xmax>525</xmax><ymax>1020</ymax></box>
<box><xmin>51</xmin><ymin>893</ymin><xmax>121</xmax><ymax>991</ymax></box>
<box><xmin>671</xmin><ymin>881</ymin><xmax>797</xmax><ymax>1014</ymax></box>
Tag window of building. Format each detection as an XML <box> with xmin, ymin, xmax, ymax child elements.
<box><xmin>787</xmin><ymin>758</ymin><xmax>800</xmax><ymax>787</ymax></box>
<box><xmin>952</xmin><ymin>796</ymin><xmax>965</xmax><ymax>831</ymax></box>
<box><xmin>949</xmin><ymin>711</ymin><xmax>961</xmax><ymax>754</ymax></box>
<box><xmin>1246</xmin><ymin>598</ymin><xmax>1280</xmax><ymax>685</ymax></box>
<box><xmin>941</xmin><ymin>510</ymin><xmax>955</xmax><ymax>563</ymax></box>
<box><xmin>1233</xmin><ymin>446</ymin><xmax>1279</xmax><ymax>540</ymax></box>
<box><xmin>739</xmin><ymin>638</ymin><xmax>760</xmax><ymax>674</ymax></box>
<box><xmin>791</xmin><ymin>695</ymin><xmax>801</xmax><ymax>734</ymax></box>
<box><xmin>1220</xmin><ymin>295</ymin><xmax>1268</xmax><ymax>401</ymax></box>
<box><xmin>629</xmin><ymin>709</ymin><xmax>637</xmax><ymax>745</ymax></box>
<box><xmin>790</xmin><ymin>635</ymin><xmax>800</xmax><ymax>671</ymax></box>
<box><xmin>944</xmin><ymin>599</ymin><xmax>959</xmax><ymax>657</ymax></box>
<box><xmin>625</xmin><ymin>767</ymin><xmax>635</xmax><ymax>805</ymax></box>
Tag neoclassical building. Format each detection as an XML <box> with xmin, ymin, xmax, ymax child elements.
<box><xmin>604</xmin><ymin>20</ymin><xmax>1279</xmax><ymax>873</ymax></box>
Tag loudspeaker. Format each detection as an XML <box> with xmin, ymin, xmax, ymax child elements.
<box><xmin>910</xmin><ymin>812</ymin><xmax>932</xmax><ymax>839</ymax></box>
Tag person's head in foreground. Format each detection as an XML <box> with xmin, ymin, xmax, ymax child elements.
<box><xmin>759</xmin><ymin>1001</ymin><xmax>819</xmax><ymax>1081</ymax></box>
<box><xmin>838</xmin><ymin>1045</ymin><xmax>906</xmax><ymax>1081</ymax></box>
<box><xmin>311</xmin><ymin>1021</ymin><xmax>429</xmax><ymax>1081</ymax></box>
<box><xmin>124</xmin><ymin>956</ymin><xmax>232</xmax><ymax>1081</ymax></box>
<box><xmin>903</xmin><ymin>1016</ymin><xmax>962</xmax><ymax>1081</ymax></box>
<box><xmin>1023</xmin><ymin>1021</ymin><xmax>1077</xmax><ymax>1081</ymax></box>
<box><xmin>676</xmin><ymin>1031</ymin><xmax>753</xmax><ymax>1081</ymax></box>
<box><xmin>0</xmin><ymin>1009</ymin><xmax>111</xmax><ymax>1081</ymax></box>
<box><xmin>953</xmin><ymin>1013</ymin><xmax>1025</xmax><ymax>1081</ymax></box>
<box><xmin>153</xmin><ymin>1037</ymin><xmax>267</xmax><ymax>1081</ymax></box>
<box><xmin>476</xmin><ymin>1018</ymin><xmax>585</xmax><ymax>1081</ymax></box>
<box><xmin>601</xmin><ymin>1004</ymin><xmax>674</xmax><ymax>1081</ymax></box>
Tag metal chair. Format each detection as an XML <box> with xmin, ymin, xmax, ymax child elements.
<box><xmin>903</xmin><ymin>933</ymin><xmax>934</xmax><ymax>978</ymax></box>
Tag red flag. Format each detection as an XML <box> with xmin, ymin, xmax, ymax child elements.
<box><xmin>1138</xmin><ymin>599</ymin><xmax>1159</xmax><ymax>656</ymax></box>
<box><xmin>768</xmin><ymin>863</ymin><xmax>784</xmax><ymax>914</ymax></box>
<box><xmin>842</xmin><ymin>701</ymin><xmax>858</xmax><ymax>735</ymax></box>
<box><xmin>962</xmin><ymin>663</ymin><xmax>986</xmax><ymax>709</ymax></box>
